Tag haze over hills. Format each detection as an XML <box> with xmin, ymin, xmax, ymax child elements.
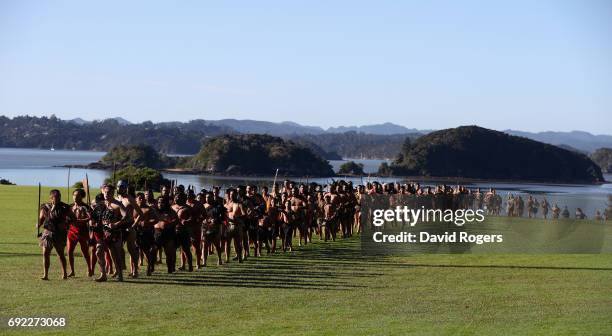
<box><xmin>204</xmin><ymin>119</ymin><xmax>326</xmax><ymax>135</ymax></box>
<box><xmin>504</xmin><ymin>130</ymin><xmax>612</xmax><ymax>153</ymax></box>
<box><xmin>327</xmin><ymin>122</ymin><xmax>429</xmax><ymax>135</ymax></box>
<box><xmin>67</xmin><ymin>117</ymin><xmax>420</xmax><ymax>136</ymax></box>
<box><xmin>114</xmin><ymin>117</ymin><xmax>612</xmax><ymax>153</ymax></box>
<box><xmin>68</xmin><ymin>116</ymin><xmax>132</xmax><ymax>126</ymax></box>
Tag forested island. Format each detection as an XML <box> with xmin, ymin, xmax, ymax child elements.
<box><xmin>81</xmin><ymin>135</ymin><xmax>334</xmax><ymax>177</ymax></box>
<box><xmin>87</xmin><ymin>144</ymin><xmax>178</xmax><ymax>169</ymax></box>
<box><xmin>181</xmin><ymin>134</ymin><xmax>334</xmax><ymax>176</ymax></box>
<box><xmin>386</xmin><ymin>126</ymin><xmax>604</xmax><ymax>183</ymax></box>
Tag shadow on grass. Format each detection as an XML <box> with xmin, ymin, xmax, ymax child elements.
<box><xmin>130</xmin><ymin>238</ymin><xmax>387</xmax><ymax>290</ymax></box>
<box><xmin>0</xmin><ymin>252</ymin><xmax>39</xmax><ymax>258</ymax></box>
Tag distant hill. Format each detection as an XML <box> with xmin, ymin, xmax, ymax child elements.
<box><xmin>0</xmin><ymin>115</ymin><xmax>227</xmax><ymax>154</ymax></box>
<box><xmin>287</xmin><ymin>139</ymin><xmax>342</xmax><ymax>160</ymax></box>
<box><xmin>505</xmin><ymin>130</ymin><xmax>612</xmax><ymax>153</ymax></box>
<box><xmin>110</xmin><ymin>117</ymin><xmax>132</xmax><ymax>125</ymax></box>
<box><xmin>327</xmin><ymin>122</ymin><xmax>426</xmax><ymax>135</ymax></box>
<box><xmin>390</xmin><ymin>126</ymin><xmax>604</xmax><ymax>183</ymax></box>
<box><xmin>555</xmin><ymin>144</ymin><xmax>588</xmax><ymax>155</ymax></box>
<box><xmin>204</xmin><ymin>119</ymin><xmax>325</xmax><ymax>136</ymax></box>
<box><xmin>182</xmin><ymin>134</ymin><xmax>334</xmax><ymax>176</ymax></box>
<box><xmin>68</xmin><ymin>117</ymin><xmax>91</xmax><ymax>125</ymax></box>
<box><xmin>68</xmin><ymin>117</ymin><xmax>132</xmax><ymax>126</ymax></box>
<box><xmin>287</xmin><ymin>132</ymin><xmax>417</xmax><ymax>159</ymax></box>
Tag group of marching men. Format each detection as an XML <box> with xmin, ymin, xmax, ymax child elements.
<box><xmin>396</xmin><ymin>185</ymin><xmax>609</xmax><ymax>220</ymax></box>
<box><xmin>37</xmin><ymin>179</ymin><xmax>362</xmax><ymax>281</ymax></box>
<box><xmin>37</xmin><ymin>179</ymin><xmax>609</xmax><ymax>281</ymax></box>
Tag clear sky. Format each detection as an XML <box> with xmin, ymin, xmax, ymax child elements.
<box><xmin>0</xmin><ymin>1</ymin><xmax>610</xmax><ymax>133</ymax></box>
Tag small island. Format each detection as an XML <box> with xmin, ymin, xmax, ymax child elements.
<box><xmin>385</xmin><ymin>126</ymin><xmax>604</xmax><ymax>183</ymax></box>
<box><xmin>182</xmin><ymin>134</ymin><xmax>335</xmax><ymax>176</ymax></box>
<box><xmin>337</xmin><ymin>161</ymin><xmax>365</xmax><ymax>175</ymax></box>
<box><xmin>87</xmin><ymin>144</ymin><xmax>178</xmax><ymax>170</ymax></box>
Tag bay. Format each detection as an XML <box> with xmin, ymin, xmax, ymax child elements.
<box><xmin>0</xmin><ymin>147</ymin><xmax>610</xmax><ymax>217</ymax></box>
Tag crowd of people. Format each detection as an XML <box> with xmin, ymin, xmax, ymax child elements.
<box><xmin>37</xmin><ymin>179</ymin><xmax>609</xmax><ymax>281</ymax></box>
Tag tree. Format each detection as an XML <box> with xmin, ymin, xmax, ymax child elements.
<box><xmin>401</xmin><ymin>137</ymin><xmax>411</xmax><ymax>154</ymax></box>
<box><xmin>591</xmin><ymin>148</ymin><xmax>612</xmax><ymax>173</ymax></box>
<box><xmin>338</xmin><ymin>161</ymin><xmax>365</xmax><ymax>175</ymax></box>
<box><xmin>377</xmin><ymin>162</ymin><xmax>393</xmax><ymax>176</ymax></box>
<box><xmin>0</xmin><ymin>178</ymin><xmax>15</xmax><ymax>185</ymax></box>
<box><xmin>103</xmin><ymin>166</ymin><xmax>169</xmax><ymax>191</ymax></box>
<box><xmin>98</xmin><ymin>144</ymin><xmax>177</xmax><ymax>169</ymax></box>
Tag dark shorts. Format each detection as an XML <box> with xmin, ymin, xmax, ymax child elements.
<box><xmin>104</xmin><ymin>229</ymin><xmax>122</xmax><ymax>245</ymax></box>
<box><xmin>137</xmin><ymin>229</ymin><xmax>155</xmax><ymax>251</ymax></box>
<box><xmin>257</xmin><ymin>226</ymin><xmax>271</xmax><ymax>242</ymax></box>
<box><xmin>154</xmin><ymin>227</ymin><xmax>175</xmax><ymax>247</ymax></box>
<box><xmin>39</xmin><ymin>229</ymin><xmax>67</xmax><ymax>250</ymax></box>
<box><xmin>176</xmin><ymin>227</ymin><xmax>191</xmax><ymax>251</ymax></box>
<box><xmin>202</xmin><ymin>224</ymin><xmax>221</xmax><ymax>240</ymax></box>
<box><xmin>281</xmin><ymin>223</ymin><xmax>292</xmax><ymax>237</ymax></box>
<box><xmin>191</xmin><ymin>227</ymin><xmax>202</xmax><ymax>244</ymax></box>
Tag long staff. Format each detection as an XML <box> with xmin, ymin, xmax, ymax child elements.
<box><xmin>112</xmin><ymin>161</ymin><xmax>117</xmax><ymax>185</ymax></box>
<box><xmin>85</xmin><ymin>173</ymin><xmax>91</xmax><ymax>204</ymax></box>
<box><xmin>272</xmin><ymin>168</ymin><xmax>278</xmax><ymax>188</ymax></box>
<box><xmin>36</xmin><ymin>183</ymin><xmax>41</xmax><ymax>238</ymax></box>
<box><xmin>272</xmin><ymin>168</ymin><xmax>279</xmax><ymax>194</ymax></box>
<box><xmin>85</xmin><ymin>174</ymin><xmax>93</xmax><ymax>245</ymax></box>
<box><xmin>67</xmin><ymin>167</ymin><xmax>71</xmax><ymax>198</ymax></box>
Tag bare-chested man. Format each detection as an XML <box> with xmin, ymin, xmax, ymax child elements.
<box><xmin>155</xmin><ymin>196</ymin><xmax>177</xmax><ymax>273</ymax></box>
<box><xmin>202</xmin><ymin>193</ymin><xmax>224</xmax><ymax>266</ymax></box>
<box><xmin>187</xmin><ymin>191</ymin><xmax>204</xmax><ymax>269</ymax></box>
<box><xmin>157</xmin><ymin>184</ymin><xmax>172</xmax><ymax>265</ymax></box>
<box><xmin>289</xmin><ymin>186</ymin><xmax>308</xmax><ymax>246</ymax></box>
<box><xmin>552</xmin><ymin>203</ymin><xmax>560</xmax><ymax>219</ymax></box>
<box><xmin>267</xmin><ymin>197</ymin><xmax>281</xmax><ymax>253</ymax></box>
<box><xmin>247</xmin><ymin>185</ymin><xmax>266</xmax><ymax>257</ymax></box>
<box><xmin>101</xmin><ymin>184</ymin><xmax>127</xmax><ymax>282</ymax></box>
<box><xmin>135</xmin><ymin>192</ymin><xmax>159</xmax><ymax>276</ymax></box>
<box><xmin>225</xmin><ymin>189</ymin><xmax>245</xmax><ymax>263</ymax></box>
<box><xmin>172</xmin><ymin>192</ymin><xmax>193</xmax><ymax>272</ymax></box>
<box><xmin>89</xmin><ymin>193</ymin><xmax>113</xmax><ymax>282</ymax></box>
<box><xmin>115</xmin><ymin>180</ymin><xmax>143</xmax><ymax>278</ymax></box>
<box><xmin>38</xmin><ymin>189</ymin><xmax>74</xmax><ymax>280</ymax></box>
<box><xmin>540</xmin><ymin>198</ymin><xmax>550</xmax><ymax>219</ymax></box>
<box><xmin>354</xmin><ymin>185</ymin><xmax>364</xmax><ymax>234</ymax></box>
<box><xmin>279</xmin><ymin>200</ymin><xmax>294</xmax><ymax>252</ymax></box>
<box><xmin>67</xmin><ymin>188</ymin><xmax>93</xmax><ymax>277</ymax></box>
<box><xmin>322</xmin><ymin>195</ymin><xmax>337</xmax><ymax>241</ymax></box>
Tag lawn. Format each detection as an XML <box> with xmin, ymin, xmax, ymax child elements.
<box><xmin>0</xmin><ymin>185</ymin><xmax>611</xmax><ymax>335</ymax></box>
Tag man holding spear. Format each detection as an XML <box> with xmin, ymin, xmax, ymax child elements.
<box><xmin>38</xmin><ymin>189</ymin><xmax>75</xmax><ymax>280</ymax></box>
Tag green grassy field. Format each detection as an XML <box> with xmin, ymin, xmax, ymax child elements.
<box><xmin>1</xmin><ymin>185</ymin><xmax>611</xmax><ymax>335</ymax></box>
